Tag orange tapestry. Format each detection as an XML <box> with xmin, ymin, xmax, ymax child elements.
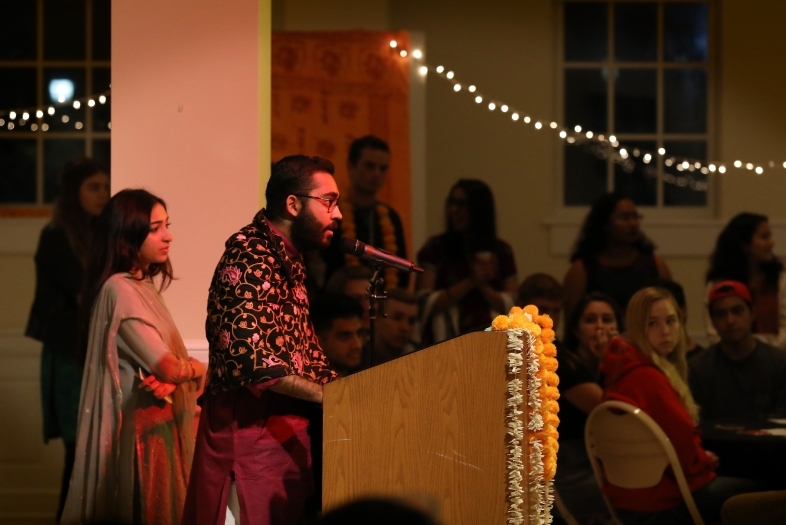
<box><xmin>271</xmin><ymin>31</ymin><xmax>412</xmax><ymax>254</ymax></box>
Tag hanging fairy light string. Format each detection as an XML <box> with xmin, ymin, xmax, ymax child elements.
<box><xmin>0</xmin><ymin>90</ymin><xmax>111</xmax><ymax>132</ymax></box>
<box><xmin>390</xmin><ymin>40</ymin><xmax>779</xmax><ymax>192</ymax></box>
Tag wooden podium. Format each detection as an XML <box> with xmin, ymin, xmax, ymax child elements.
<box><xmin>322</xmin><ymin>331</ymin><xmax>525</xmax><ymax>524</ymax></box>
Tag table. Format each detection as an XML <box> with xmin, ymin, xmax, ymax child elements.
<box><xmin>701</xmin><ymin>419</ymin><xmax>786</xmax><ymax>488</ymax></box>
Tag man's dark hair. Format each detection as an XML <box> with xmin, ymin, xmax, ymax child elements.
<box><xmin>347</xmin><ymin>135</ymin><xmax>390</xmax><ymax>165</ymax></box>
<box><xmin>518</xmin><ymin>273</ymin><xmax>564</xmax><ymax>305</ymax></box>
<box><xmin>266</xmin><ymin>155</ymin><xmax>335</xmax><ymax>219</ymax></box>
<box><xmin>658</xmin><ymin>279</ymin><xmax>686</xmax><ymax>309</ymax></box>
<box><xmin>310</xmin><ymin>294</ymin><xmax>364</xmax><ymax>334</ymax></box>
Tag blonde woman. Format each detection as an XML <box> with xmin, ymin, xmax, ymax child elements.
<box><xmin>600</xmin><ymin>287</ymin><xmax>757</xmax><ymax>525</ymax></box>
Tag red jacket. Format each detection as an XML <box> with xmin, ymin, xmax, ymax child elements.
<box><xmin>599</xmin><ymin>337</ymin><xmax>716</xmax><ymax>512</ymax></box>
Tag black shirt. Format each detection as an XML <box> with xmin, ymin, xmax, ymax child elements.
<box><xmin>556</xmin><ymin>341</ymin><xmax>600</xmax><ymax>441</ymax></box>
<box><xmin>688</xmin><ymin>341</ymin><xmax>786</xmax><ymax>421</ymax></box>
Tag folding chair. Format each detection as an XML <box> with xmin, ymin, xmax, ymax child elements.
<box><xmin>584</xmin><ymin>400</ymin><xmax>705</xmax><ymax>525</ymax></box>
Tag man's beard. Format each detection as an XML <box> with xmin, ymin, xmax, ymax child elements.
<box><xmin>290</xmin><ymin>207</ymin><xmax>333</xmax><ymax>252</ymax></box>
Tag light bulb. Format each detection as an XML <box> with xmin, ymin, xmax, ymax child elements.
<box><xmin>436</xmin><ymin>66</ymin><xmax>444</xmax><ymax>73</ymax></box>
<box><xmin>9</xmin><ymin>111</ymin><xmax>16</xmax><ymax>120</ymax></box>
<box><xmin>453</xmin><ymin>84</ymin><xmax>461</xmax><ymax>92</ymax></box>
<box><xmin>41</xmin><ymin>123</ymin><xmax>49</xmax><ymax>131</ymax></box>
<box><xmin>658</xmin><ymin>147</ymin><xmax>666</xmax><ymax>155</ymax></box>
<box><xmin>73</xmin><ymin>101</ymin><xmax>81</xmax><ymax>109</ymax></box>
<box><xmin>99</xmin><ymin>95</ymin><xmax>107</xmax><ymax>104</ymax></box>
<box><xmin>524</xmin><ymin>116</ymin><xmax>531</xmax><ymax>123</ymax></box>
<box><xmin>566</xmin><ymin>136</ymin><xmax>576</xmax><ymax>143</ymax></box>
<box><xmin>475</xmin><ymin>96</ymin><xmax>483</xmax><ymax>103</ymax></box>
<box><xmin>746</xmin><ymin>163</ymin><xmax>754</xmax><ymax>170</ymax></box>
<box><xmin>399</xmin><ymin>50</ymin><xmax>407</xmax><ymax>57</ymax></box>
<box><xmin>694</xmin><ymin>162</ymin><xmax>701</xmax><ymax>169</ymax></box>
<box><xmin>512</xmin><ymin>113</ymin><xmax>520</xmax><ymax>121</ymax></box>
<box><xmin>665</xmin><ymin>159</ymin><xmax>674</xmax><ymax>167</ymax></box>
<box><xmin>390</xmin><ymin>40</ymin><xmax>398</xmax><ymax>48</ymax></box>
<box><xmin>559</xmin><ymin>131</ymin><xmax>567</xmax><ymax>138</ymax></box>
<box><xmin>756</xmin><ymin>166</ymin><xmax>764</xmax><ymax>174</ymax></box>
<box><xmin>535</xmin><ymin>121</ymin><xmax>543</xmax><ymax>129</ymax></box>
<box><xmin>709</xmin><ymin>164</ymin><xmax>716</xmax><ymax>172</ymax></box>
<box><xmin>22</xmin><ymin>112</ymin><xmax>29</xmax><ymax>120</ymax></box>
<box><xmin>586</xmin><ymin>131</ymin><xmax>593</xmax><ymax>139</ymax></box>
<box><xmin>500</xmin><ymin>105</ymin><xmax>508</xmax><ymax>113</ymax></box>
<box><xmin>31</xmin><ymin>123</ymin><xmax>38</xmax><ymax>131</ymax></box>
<box><xmin>488</xmin><ymin>102</ymin><xmax>496</xmax><ymax>110</ymax></box>
<box><xmin>62</xmin><ymin>115</ymin><xmax>69</xmax><ymax>123</ymax></box>
<box><xmin>682</xmin><ymin>161</ymin><xmax>690</xmax><ymax>169</ymax></box>
<box><xmin>88</xmin><ymin>99</ymin><xmax>95</xmax><ymax>107</ymax></box>
<box><xmin>734</xmin><ymin>160</ymin><xmax>742</xmax><ymax>168</ymax></box>
<box><xmin>419</xmin><ymin>66</ymin><xmax>428</xmax><ymax>76</ymax></box>
<box><xmin>412</xmin><ymin>49</ymin><xmax>422</xmax><ymax>59</ymax></box>
<box><xmin>446</xmin><ymin>71</ymin><xmax>454</xmax><ymax>79</ymax></box>
<box><xmin>36</xmin><ymin>110</ymin><xmax>43</xmax><ymax>118</ymax></box>
<box><xmin>47</xmin><ymin>107</ymin><xmax>55</xmax><ymax>115</ymax></box>
<box><xmin>8</xmin><ymin>122</ymin><xmax>14</xmax><ymax>130</ymax></box>
<box><xmin>468</xmin><ymin>85</ymin><xmax>476</xmax><ymax>92</ymax></box>
<box><xmin>620</xmin><ymin>148</ymin><xmax>628</xmax><ymax>157</ymax></box>
<box><xmin>550</xmin><ymin>122</ymin><xmax>557</xmax><ymax>129</ymax></box>
<box><xmin>75</xmin><ymin>121</ymin><xmax>83</xmax><ymax>129</ymax></box>
<box><xmin>719</xmin><ymin>166</ymin><xmax>726</xmax><ymax>173</ymax></box>
<box><xmin>574</xmin><ymin>125</ymin><xmax>582</xmax><ymax>132</ymax></box>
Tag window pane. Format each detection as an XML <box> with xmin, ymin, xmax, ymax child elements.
<box><xmin>664</xmin><ymin>3</ymin><xmax>708</xmax><ymax>62</ymax></box>
<box><xmin>44</xmin><ymin>68</ymin><xmax>86</xmax><ymax>132</ymax></box>
<box><xmin>45</xmin><ymin>140</ymin><xmax>86</xmax><ymax>203</ymax></box>
<box><xmin>93</xmin><ymin>0</ymin><xmax>111</xmax><ymax>60</ymax></box>
<box><xmin>0</xmin><ymin>69</ymin><xmax>37</xmax><ymax>109</ymax></box>
<box><xmin>664</xmin><ymin>68</ymin><xmax>707</xmax><ymax>133</ymax></box>
<box><xmin>565</xmin><ymin>3</ymin><xmax>608</xmax><ymax>62</ymax></box>
<box><xmin>614</xmin><ymin>3</ymin><xmax>657</xmax><ymax>61</ymax></box>
<box><xmin>93</xmin><ymin>139</ymin><xmax>110</xmax><ymax>171</ymax></box>
<box><xmin>92</xmin><ymin>68</ymin><xmax>111</xmax><ymax>131</ymax></box>
<box><xmin>663</xmin><ymin>140</ymin><xmax>707</xmax><ymax>206</ymax></box>
<box><xmin>0</xmin><ymin>1</ymin><xmax>37</xmax><ymax>60</ymax></box>
<box><xmin>565</xmin><ymin>69</ymin><xmax>608</xmax><ymax>133</ymax></box>
<box><xmin>564</xmin><ymin>145</ymin><xmax>607</xmax><ymax>206</ymax></box>
<box><xmin>614</xmin><ymin>141</ymin><xmax>657</xmax><ymax>206</ymax></box>
<box><xmin>0</xmin><ymin>140</ymin><xmax>37</xmax><ymax>203</ymax></box>
<box><xmin>615</xmin><ymin>68</ymin><xmax>656</xmax><ymax>133</ymax></box>
<box><xmin>44</xmin><ymin>0</ymin><xmax>86</xmax><ymax>60</ymax></box>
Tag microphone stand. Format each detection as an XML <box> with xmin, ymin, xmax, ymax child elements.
<box><xmin>366</xmin><ymin>263</ymin><xmax>387</xmax><ymax>368</ymax></box>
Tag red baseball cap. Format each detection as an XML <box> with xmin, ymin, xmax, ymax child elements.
<box><xmin>708</xmin><ymin>280</ymin><xmax>753</xmax><ymax>307</ymax></box>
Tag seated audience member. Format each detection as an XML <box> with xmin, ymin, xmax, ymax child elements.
<box><xmin>311</xmin><ymin>294</ymin><xmax>365</xmax><ymax>377</ymax></box>
<box><xmin>417</xmin><ymin>179</ymin><xmax>518</xmax><ymax>345</ymax></box>
<box><xmin>659</xmin><ymin>279</ymin><xmax>704</xmax><ymax>358</ymax></box>
<box><xmin>601</xmin><ymin>287</ymin><xmax>757</xmax><ymax>525</ymax></box>
<box><xmin>689</xmin><ymin>281</ymin><xmax>786</xmax><ymax>421</ymax></box>
<box><xmin>563</xmin><ymin>193</ymin><xmax>671</xmax><ymax>317</ymax></box>
<box><xmin>517</xmin><ymin>273</ymin><xmax>564</xmax><ymax>333</ymax></box>
<box><xmin>325</xmin><ymin>265</ymin><xmax>374</xmax><ymax>339</ymax></box>
<box><xmin>555</xmin><ymin>293</ymin><xmax>620</xmax><ymax>522</ymax></box>
<box><xmin>706</xmin><ymin>212</ymin><xmax>786</xmax><ymax>349</ymax></box>
<box><xmin>721</xmin><ymin>490</ymin><xmax>786</xmax><ymax>525</ymax></box>
<box><xmin>373</xmin><ymin>288</ymin><xmax>420</xmax><ymax>364</ymax></box>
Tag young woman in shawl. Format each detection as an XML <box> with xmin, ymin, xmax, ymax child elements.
<box><xmin>61</xmin><ymin>189</ymin><xmax>205</xmax><ymax>525</ymax></box>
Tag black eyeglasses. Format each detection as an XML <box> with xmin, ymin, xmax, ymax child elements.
<box><xmin>295</xmin><ymin>194</ymin><xmax>340</xmax><ymax>212</ymax></box>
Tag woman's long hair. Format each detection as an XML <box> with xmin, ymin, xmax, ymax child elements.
<box><xmin>706</xmin><ymin>212</ymin><xmax>783</xmax><ymax>287</ymax></box>
<box><xmin>51</xmin><ymin>157</ymin><xmax>108</xmax><ymax>266</ymax></box>
<box><xmin>570</xmin><ymin>193</ymin><xmax>655</xmax><ymax>263</ymax></box>
<box><xmin>444</xmin><ymin>178</ymin><xmax>498</xmax><ymax>255</ymax></box>
<box><xmin>563</xmin><ymin>291</ymin><xmax>622</xmax><ymax>351</ymax></box>
<box><xmin>78</xmin><ymin>189</ymin><xmax>174</xmax><ymax>362</ymax></box>
<box><xmin>625</xmin><ymin>287</ymin><xmax>699</xmax><ymax>423</ymax></box>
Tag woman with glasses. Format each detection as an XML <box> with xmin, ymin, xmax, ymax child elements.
<box><xmin>416</xmin><ymin>179</ymin><xmax>518</xmax><ymax>345</ymax></box>
<box><xmin>563</xmin><ymin>193</ymin><xmax>671</xmax><ymax>317</ymax></box>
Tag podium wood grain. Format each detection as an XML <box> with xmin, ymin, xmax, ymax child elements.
<box><xmin>323</xmin><ymin>331</ymin><xmax>523</xmax><ymax>524</ymax></box>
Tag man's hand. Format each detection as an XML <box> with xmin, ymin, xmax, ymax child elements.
<box><xmin>269</xmin><ymin>375</ymin><xmax>324</xmax><ymax>404</ymax></box>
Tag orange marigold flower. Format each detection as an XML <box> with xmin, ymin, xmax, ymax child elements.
<box><xmin>545</xmin><ymin>412</ymin><xmax>560</xmax><ymax>427</ymax></box>
<box><xmin>541</xmin><ymin>386</ymin><xmax>560</xmax><ymax>401</ymax></box>
<box><xmin>543</xmin><ymin>343</ymin><xmax>557</xmax><ymax>358</ymax></box>
<box><xmin>509</xmin><ymin>313</ymin><xmax>529</xmax><ymax>329</ymax></box>
<box><xmin>523</xmin><ymin>304</ymin><xmax>539</xmax><ymax>318</ymax></box>
<box><xmin>491</xmin><ymin>315</ymin><xmax>510</xmax><ymax>331</ymax></box>
<box><xmin>546</xmin><ymin>372</ymin><xmax>559</xmax><ymax>387</ymax></box>
<box><xmin>543</xmin><ymin>357</ymin><xmax>558</xmax><ymax>372</ymax></box>
<box><xmin>544</xmin><ymin>462</ymin><xmax>557</xmax><ymax>481</ymax></box>
<box><xmin>536</xmin><ymin>367</ymin><xmax>548</xmax><ymax>380</ymax></box>
<box><xmin>535</xmin><ymin>314</ymin><xmax>554</xmax><ymax>330</ymax></box>
<box><xmin>547</xmin><ymin>436</ymin><xmax>559</xmax><ymax>452</ymax></box>
<box><xmin>509</xmin><ymin>306</ymin><xmax>523</xmax><ymax>316</ymax></box>
<box><xmin>523</xmin><ymin>322</ymin><xmax>542</xmax><ymax>337</ymax></box>
<box><xmin>545</xmin><ymin>400</ymin><xmax>560</xmax><ymax>413</ymax></box>
<box><xmin>541</xmin><ymin>328</ymin><xmax>556</xmax><ymax>344</ymax></box>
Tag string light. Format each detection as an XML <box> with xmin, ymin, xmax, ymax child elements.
<box><xmin>524</xmin><ymin>116</ymin><xmax>531</xmax><ymax>123</ymax></box>
<box><xmin>9</xmin><ymin>111</ymin><xmax>16</xmax><ymax>120</ymax></box>
<box><xmin>488</xmin><ymin>102</ymin><xmax>496</xmax><ymax>111</ymax></box>
<box><xmin>574</xmin><ymin>125</ymin><xmax>582</xmax><ymax>132</ymax></box>
<box><xmin>22</xmin><ymin>112</ymin><xmax>29</xmax><ymax>120</ymax></box>
<box><xmin>501</xmin><ymin>105</ymin><xmax>509</xmax><ymax>113</ymax></box>
<box><xmin>73</xmin><ymin>101</ymin><xmax>81</xmax><ymax>109</ymax></box>
<box><xmin>87</xmin><ymin>99</ymin><xmax>95</xmax><ymax>107</ymax></box>
<box><xmin>550</xmin><ymin>122</ymin><xmax>557</xmax><ymax>129</ymax></box>
<box><xmin>453</xmin><ymin>84</ymin><xmax>461</xmax><ymax>92</ymax></box>
<box><xmin>399</xmin><ymin>50</ymin><xmax>407</xmax><ymax>57</ymax></box>
<box><xmin>98</xmin><ymin>95</ymin><xmax>106</xmax><ymax>104</ymax></box>
<box><xmin>41</xmin><ymin>123</ymin><xmax>49</xmax><ymax>131</ymax></box>
<box><xmin>412</xmin><ymin>49</ymin><xmax>423</xmax><ymax>59</ymax></box>
<box><xmin>734</xmin><ymin>160</ymin><xmax>742</xmax><ymax>168</ymax></box>
<box><xmin>468</xmin><ymin>85</ymin><xmax>476</xmax><ymax>92</ymax></box>
<box><xmin>512</xmin><ymin>113</ymin><xmax>520</xmax><ymax>121</ymax></box>
<box><xmin>719</xmin><ymin>166</ymin><xmax>727</xmax><ymax>173</ymax></box>
<box><xmin>446</xmin><ymin>71</ymin><xmax>454</xmax><ymax>79</ymax></box>
<box><xmin>746</xmin><ymin>163</ymin><xmax>754</xmax><ymax>170</ymax></box>
<box><xmin>75</xmin><ymin>122</ymin><xmax>83</xmax><ymax>129</ymax></box>
<box><xmin>534</xmin><ymin>121</ymin><xmax>542</xmax><ymax>129</ymax></box>
<box><xmin>475</xmin><ymin>96</ymin><xmax>483</xmax><ymax>103</ymax></box>
<box><xmin>756</xmin><ymin>166</ymin><xmax>764</xmax><ymax>174</ymax></box>
<box><xmin>658</xmin><ymin>147</ymin><xmax>666</xmax><ymax>155</ymax></box>
<box><xmin>47</xmin><ymin>107</ymin><xmax>55</xmax><ymax>115</ymax></box>
<box><xmin>419</xmin><ymin>66</ymin><xmax>428</xmax><ymax>76</ymax></box>
<box><xmin>35</xmin><ymin>110</ymin><xmax>43</xmax><ymax>118</ymax></box>
<box><xmin>436</xmin><ymin>66</ymin><xmax>444</xmax><ymax>73</ymax></box>
<box><xmin>586</xmin><ymin>131</ymin><xmax>593</xmax><ymax>139</ymax></box>
<box><xmin>559</xmin><ymin>131</ymin><xmax>567</xmax><ymax>139</ymax></box>
<box><xmin>389</xmin><ymin>40</ymin><xmax>398</xmax><ymax>48</ymax></box>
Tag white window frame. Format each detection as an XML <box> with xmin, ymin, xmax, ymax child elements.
<box><xmin>0</xmin><ymin>0</ymin><xmax>110</xmax><ymax>210</ymax></box>
<box><xmin>553</xmin><ymin>0</ymin><xmax>717</xmax><ymax>223</ymax></box>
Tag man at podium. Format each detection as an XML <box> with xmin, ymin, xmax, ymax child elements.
<box><xmin>182</xmin><ymin>156</ymin><xmax>342</xmax><ymax>525</ymax></box>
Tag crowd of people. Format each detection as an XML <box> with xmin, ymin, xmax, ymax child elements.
<box><xmin>25</xmin><ymin>137</ymin><xmax>786</xmax><ymax>525</ymax></box>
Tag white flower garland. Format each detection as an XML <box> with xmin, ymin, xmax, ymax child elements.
<box><xmin>505</xmin><ymin>328</ymin><xmax>554</xmax><ymax>525</ymax></box>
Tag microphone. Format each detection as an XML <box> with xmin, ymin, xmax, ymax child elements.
<box><xmin>341</xmin><ymin>238</ymin><xmax>424</xmax><ymax>274</ymax></box>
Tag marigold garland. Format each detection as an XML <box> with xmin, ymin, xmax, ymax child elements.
<box><xmin>492</xmin><ymin>305</ymin><xmax>560</xmax><ymax>525</ymax></box>
<box><xmin>339</xmin><ymin>201</ymin><xmax>399</xmax><ymax>289</ymax></box>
